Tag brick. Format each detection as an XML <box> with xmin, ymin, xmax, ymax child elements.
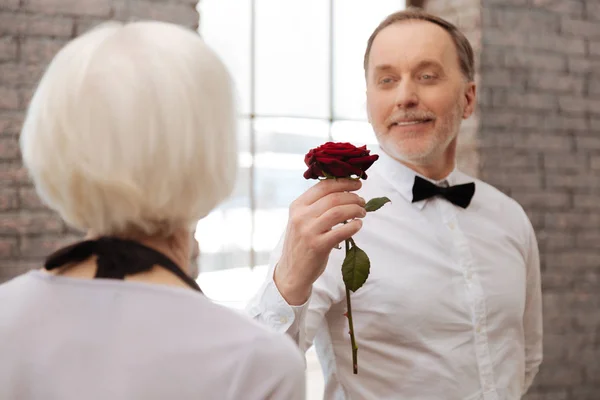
<box><xmin>546</xmin><ymin>174</ymin><xmax>600</xmax><ymax>190</ymax></box>
<box><xmin>19</xmin><ymin>186</ymin><xmax>46</xmax><ymax>209</ymax></box>
<box><xmin>0</xmin><ymin>87</ymin><xmax>19</xmax><ymax>110</ymax></box>
<box><xmin>561</xmin><ymin>18</ymin><xmax>600</xmax><ymax>38</ymax></box>
<box><xmin>481</xmin><ymin>113</ymin><xmax>587</xmax><ymax>132</ymax></box>
<box><xmin>545</xmin><ymin>213</ymin><xmax>600</xmax><ymax>229</ymax></box>
<box><xmin>0</xmin><ymin>163</ymin><xmax>30</xmax><ymax>185</ymax></box>
<box><xmin>500</xmin><ymin>92</ymin><xmax>557</xmax><ymax>111</ymax></box>
<box><xmin>588</xmin><ymin>1</ymin><xmax>600</xmax><ymax>21</ymax></box>
<box><xmin>0</xmin><ymin>63</ymin><xmax>45</xmax><ymax>87</ymax></box>
<box><xmin>20</xmin><ymin>234</ymin><xmax>80</xmax><ymax>258</ymax></box>
<box><xmin>527</xmin><ymin>72</ymin><xmax>585</xmax><ymax>94</ymax></box>
<box><xmin>576</xmin><ymin>231</ymin><xmax>600</xmax><ymax>248</ymax></box>
<box><xmin>0</xmin><ymin>188</ymin><xmax>18</xmax><ymax>210</ymax></box>
<box><xmin>114</xmin><ymin>1</ymin><xmax>199</xmax><ymax>29</ymax></box>
<box><xmin>0</xmin><ymin>236</ymin><xmax>18</xmax><ymax>259</ymax></box>
<box><xmin>589</xmin><ymin>41</ymin><xmax>600</xmax><ymax>58</ymax></box>
<box><xmin>503</xmin><ymin>51</ymin><xmax>566</xmax><ymax>72</ymax></box>
<box><xmin>480</xmin><ymin>170</ymin><xmax>543</xmax><ymax>188</ymax></box>
<box><xmin>574</xmin><ymin>194</ymin><xmax>600</xmax><ymax>209</ymax></box>
<box><xmin>540</xmin><ymin>230</ymin><xmax>576</xmax><ymax>250</ymax></box>
<box><xmin>0</xmin><ymin>36</ymin><xmax>17</xmax><ymax>62</ymax></box>
<box><xmin>480</xmin><ymin>49</ymin><xmax>504</xmax><ymax>68</ymax></box>
<box><xmin>532</xmin><ymin>0</ymin><xmax>585</xmax><ymax>17</ymax></box>
<box><xmin>591</xmin><ymin>156</ymin><xmax>600</xmax><ymax>170</ymax></box>
<box><xmin>0</xmin><ymin>12</ymin><xmax>74</xmax><ymax>37</ymax></box>
<box><xmin>0</xmin><ymin>111</ymin><xmax>23</xmax><ymax>134</ymax></box>
<box><xmin>0</xmin><ymin>0</ymin><xmax>19</xmax><ymax>11</ymax></box>
<box><xmin>482</xmin><ymin>69</ymin><xmax>527</xmax><ymax>89</ymax></box>
<box><xmin>20</xmin><ymin>37</ymin><xmax>66</xmax><ymax>65</ymax></box>
<box><xmin>590</xmin><ymin>77</ymin><xmax>600</xmax><ymax>96</ymax></box>
<box><xmin>576</xmin><ymin>136</ymin><xmax>600</xmax><ymax>150</ymax></box>
<box><xmin>0</xmin><ymin>212</ymin><xmax>62</xmax><ymax>234</ymax></box>
<box><xmin>24</xmin><ymin>0</ymin><xmax>111</xmax><ymax>18</ymax></box>
<box><xmin>591</xmin><ymin>118</ymin><xmax>600</xmax><ymax>132</ymax></box>
<box><xmin>74</xmin><ymin>18</ymin><xmax>108</xmax><ymax>36</ymax></box>
<box><xmin>568</xmin><ymin>57</ymin><xmax>600</xmax><ymax>74</ymax></box>
<box><xmin>511</xmin><ymin>192</ymin><xmax>570</xmax><ymax>209</ymax></box>
<box><xmin>515</xmin><ymin>133</ymin><xmax>571</xmax><ymax>151</ymax></box>
<box><xmin>543</xmin><ymin>153</ymin><xmax>588</xmax><ymax>171</ymax></box>
<box><xmin>0</xmin><ymin>260</ymin><xmax>39</xmax><ymax>281</ymax></box>
<box><xmin>558</xmin><ymin>96</ymin><xmax>600</xmax><ymax>115</ymax></box>
<box><xmin>481</xmin><ymin>152</ymin><xmax>539</xmax><ymax>169</ymax></box>
<box><xmin>542</xmin><ymin>269</ymin><xmax>600</xmax><ymax>291</ymax></box>
<box><xmin>491</xmin><ymin>8</ymin><xmax>560</xmax><ymax>33</ymax></box>
<box><xmin>0</xmin><ymin>135</ymin><xmax>20</xmax><ymax>159</ymax></box>
<box><xmin>484</xmin><ymin>30</ymin><xmax>586</xmax><ymax>54</ymax></box>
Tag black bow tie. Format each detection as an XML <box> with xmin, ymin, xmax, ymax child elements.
<box><xmin>411</xmin><ymin>176</ymin><xmax>475</xmax><ymax>208</ymax></box>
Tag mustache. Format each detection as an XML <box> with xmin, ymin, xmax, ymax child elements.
<box><xmin>385</xmin><ymin>111</ymin><xmax>437</xmax><ymax>126</ymax></box>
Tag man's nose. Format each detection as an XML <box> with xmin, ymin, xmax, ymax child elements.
<box><xmin>394</xmin><ymin>80</ymin><xmax>419</xmax><ymax>109</ymax></box>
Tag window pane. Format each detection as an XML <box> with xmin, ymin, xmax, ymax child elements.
<box><xmin>255</xmin><ymin>0</ymin><xmax>330</xmax><ymax>118</ymax></box>
<box><xmin>252</xmin><ymin>118</ymin><xmax>330</xmax><ymax>265</ymax></box>
<box><xmin>331</xmin><ymin>120</ymin><xmax>378</xmax><ymax>146</ymax></box>
<box><xmin>333</xmin><ymin>0</ymin><xmax>405</xmax><ymax>119</ymax></box>
<box><xmin>199</xmin><ymin>0</ymin><xmax>252</xmax><ymax>115</ymax></box>
<box><xmin>195</xmin><ymin>118</ymin><xmax>252</xmax><ymax>274</ymax></box>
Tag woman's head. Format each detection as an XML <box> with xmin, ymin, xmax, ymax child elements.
<box><xmin>20</xmin><ymin>21</ymin><xmax>237</xmax><ymax>237</ymax></box>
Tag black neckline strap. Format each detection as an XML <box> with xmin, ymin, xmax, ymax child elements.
<box><xmin>44</xmin><ymin>237</ymin><xmax>202</xmax><ymax>293</ymax></box>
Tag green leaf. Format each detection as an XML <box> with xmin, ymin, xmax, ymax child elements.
<box><xmin>342</xmin><ymin>243</ymin><xmax>371</xmax><ymax>292</ymax></box>
<box><xmin>364</xmin><ymin>197</ymin><xmax>391</xmax><ymax>212</ymax></box>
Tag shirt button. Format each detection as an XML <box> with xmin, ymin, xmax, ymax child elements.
<box><xmin>448</xmin><ymin>222</ymin><xmax>455</xmax><ymax>230</ymax></box>
<box><xmin>476</xmin><ymin>325</ymin><xmax>482</xmax><ymax>333</ymax></box>
<box><xmin>280</xmin><ymin>316</ymin><xmax>288</xmax><ymax>324</ymax></box>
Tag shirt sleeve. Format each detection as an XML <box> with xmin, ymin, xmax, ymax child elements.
<box><xmin>245</xmin><ymin>234</ymin><xmax>346</xmax><ymax>353</ymax></box>
<box><xmin>522</xmin><ymin>216</ymin><xmax>543</xmax><ymax>394</ymax></box>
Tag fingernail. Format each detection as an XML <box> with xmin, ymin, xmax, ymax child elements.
<box><xmin>360</xmin><ymin>197</ymin><xmax>366</xmax><ymax>205</ymax></box>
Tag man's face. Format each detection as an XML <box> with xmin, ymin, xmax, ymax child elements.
<box><xmin>365</xmin><ymin>20</ymin><xmax>476</xmax><ymax>167</ymax></box>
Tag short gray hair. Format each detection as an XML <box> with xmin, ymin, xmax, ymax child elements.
<box><xmin>20</xmin><ymin>21</ymin><xmax>238</xmax><ymax>237</ymax></box>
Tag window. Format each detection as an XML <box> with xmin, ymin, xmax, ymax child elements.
<box><xmin>195</xmin><ymin>1</ymin><xmax>405</xmax><ymax>308</ymax></box>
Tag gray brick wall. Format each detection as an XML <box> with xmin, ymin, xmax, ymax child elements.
<box><xmin>0</xmin><ymin>0</ymin><xmax>199</xmax><ymax>282</ymax></box>
<box><xmin>479</xmin><ymin>0</ymin><xmax>600</xmax><ymax>398</ymax></box>
<box><xmin>423</xmin><ymin>0</ymin><xmax>600</xmax><ymax>398</ymax></box>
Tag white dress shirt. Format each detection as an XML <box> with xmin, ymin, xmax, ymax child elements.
<box><xmin>0</xmin><ymin>270</ymin><xmax>305</xmax><ymax>400</ymax></box>
<box><xmin>247</xmin><ymin>150</ymin><xmax>543</xmax><ymax>400</ymax></box>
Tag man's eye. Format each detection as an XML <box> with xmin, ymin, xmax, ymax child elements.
<box><xmin>421</xmin><ymin>74</ymin><xmax>436</xmax><ymax>81</ymax></box>
<box><xmin>379</xmin><ymin>77</ymin><xmax>394</xmax><ymax>84</ymax></box>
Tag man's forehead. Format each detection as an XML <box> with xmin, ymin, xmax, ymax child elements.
<box><xmin>369</xmin><ymin>20</ymin><xmax>457</xmax><ymax>66</ymax></box>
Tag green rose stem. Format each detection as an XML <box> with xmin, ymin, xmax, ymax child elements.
<box><xmin>340</xmin><ymin>197</ymin><xmax>390</xmax><ymax>375</ymax></box>
<box><xmin>345</xmin><ymin>237</ymin><xmax>359</xmax><ymax>374</ymax></box>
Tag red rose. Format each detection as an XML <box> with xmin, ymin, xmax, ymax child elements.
<box><xmin>303</xmin><ymin>142</ymin><xmax>379</xmax><ymax>180</ymax></box>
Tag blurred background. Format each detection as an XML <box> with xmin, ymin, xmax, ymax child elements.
<box><xmin>0</xmin><ymin>0</ymin><xmax>598</xmax><ymax>398</ymax></box>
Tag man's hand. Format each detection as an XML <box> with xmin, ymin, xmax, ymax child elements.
<box><xmin>274</xmin><ymin>179</ymin><xmax>366</xmax><ymax>305</ymax></box>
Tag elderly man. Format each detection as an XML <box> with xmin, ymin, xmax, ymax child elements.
<box><xmin>247</xmin><ymin>8</ymin><xmax>542</xmax><ymax>400</ymax></box>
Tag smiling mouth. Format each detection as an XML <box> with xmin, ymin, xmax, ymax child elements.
<box><xmin>390</xmin><ymin>119</ymin><xmax>433</xmax><ymax>127</ymax></box>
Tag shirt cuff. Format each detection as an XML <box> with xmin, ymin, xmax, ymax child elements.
<box><xmin>247</xmin><ymin>277</ymin><xmax>310</xmax><ymax>335</ymax></box>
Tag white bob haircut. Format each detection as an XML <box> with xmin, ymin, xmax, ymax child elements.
<box><xmin>20</xmin><ymin>21</ymin><xmax>237</xmax><ymax>237</ymax></box>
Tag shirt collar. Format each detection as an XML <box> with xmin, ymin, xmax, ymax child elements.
<box><xmin>373</xmin><ymin>149</ymin><xmax>460</xmax><ymax>210</ymax></box>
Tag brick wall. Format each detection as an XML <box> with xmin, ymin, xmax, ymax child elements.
<box><xmin>422</xmin><ymin>0</ymin><xmax>600</xmax><ymax>398</ymax></box>
<box><xmin>0</xmin><ymin>0</ymin><xmax>199</xmax><ymax>282</ymax></box>
<box><xmin>479</xmin><ymin>0</ymin><xmax>600</xmax><ymax>398</ymax></box>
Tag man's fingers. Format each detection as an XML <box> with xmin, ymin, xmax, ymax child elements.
<box><xmin>296</xmin><ymin>179</ymin><xmax>362</xmax><ymax>207</ymax></box>
<box><xmin>321</xmin><ymin>219</ymin><xmax>363</xmax><ymax>250</ymax></box>
<box><xmin>310</xmin><ymin>192</ymin><xmax>366</xmax><ymax>218</ymax></box>
<box><xmin>313</xmin><ymin>204</ymin><xmax>367</xmax><ymax>234</ymax></box>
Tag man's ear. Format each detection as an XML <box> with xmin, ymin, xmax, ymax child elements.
<box><xmin>462</xmin><ymin>81</ymin><xmax>476</xmax><ymax>119</ymax></box>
